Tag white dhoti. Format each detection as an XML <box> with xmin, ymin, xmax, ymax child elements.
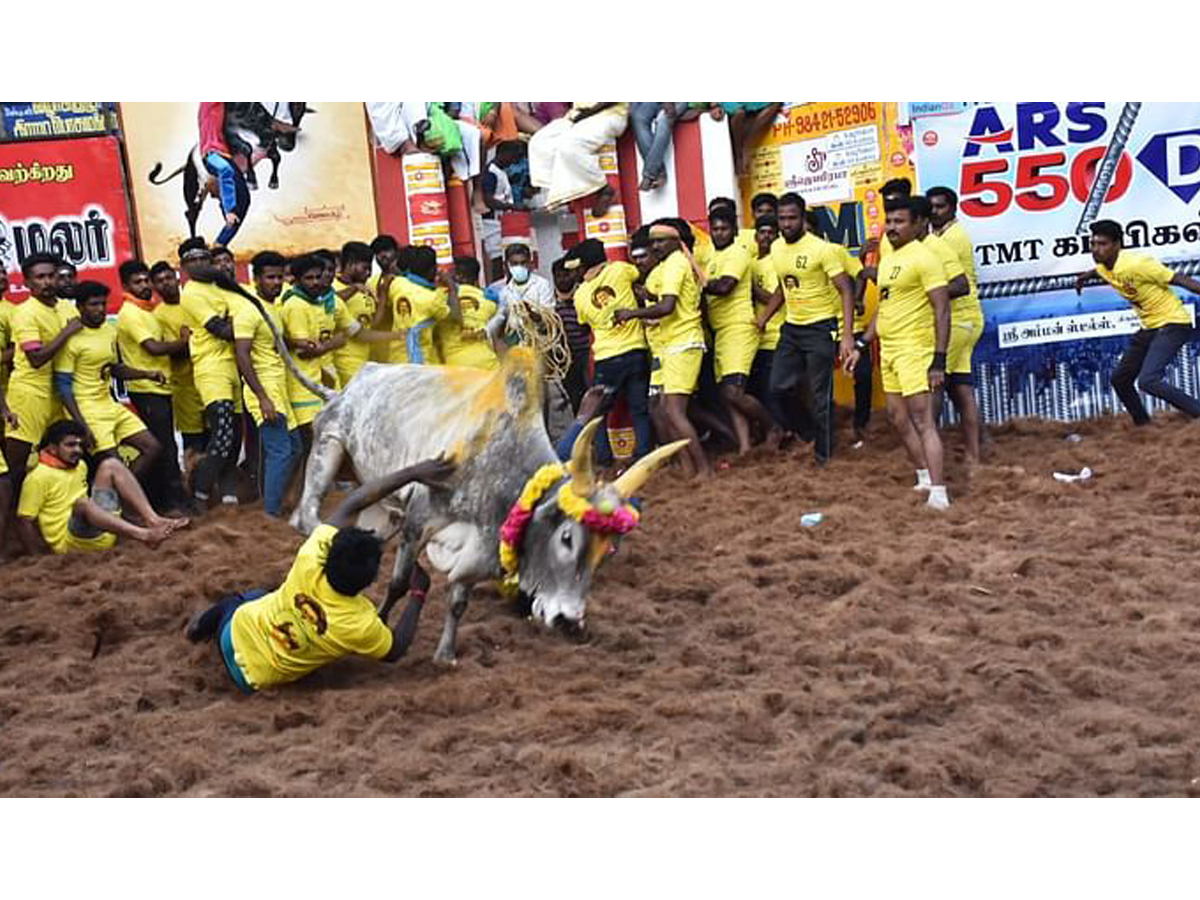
<box><xmin>528</xmin><ymin>112</ymin><xmax>628</xmax><ymax>208</ymax></box>
<box><xmin>448</xmin><ymin>120</ymin><xmax>482</xmax><ymax>181</ymax></box>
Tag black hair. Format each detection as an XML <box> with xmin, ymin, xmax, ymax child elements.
<box><xmin>708</xmin><ymin>207</ymin><xmax>738</xmax><ymax>230</ymax></box>
<box><xmin>573</xmin><ymin>238</ymin><xmax>607</xmax><ymax>270</ymax></box>
<box><xmin>211</xmin><ymin>246</ymin><xmax>234</xmax><ymax>261</ymax></box>
<box><xmin>313</xmin><ymin>249</ymin><xmax>337</xmax><ymax>268</ymax></box>
<box><xmin>751</xmin><ymin>192</ymin><xmax>778</xmax><ymax>211</ymax></box>
<box><xmin>1089</xmin><ymin>219</ymin><xmax>1124</xmax><ymax>244</ymax></box>
<box><xmin>453</xmin><ymin>255</ymin><xmax>481</xmax><ymax>282</ymax></box>
<box><xmin>926</xmin><ymin>186</ymin><xmax>958</xmax><ymax>212</ymax></box>
<box><xmin>910</xmin><ymin>195</ymin><xmax>933</xmax><ymax>220</ymax></box>
<box><xmin>251</xmin><ymin>251</ymin><xmax>287</xmax><ymax>274</ymax></box>
<box><xmin>707</xmin><ymin>196</ymin><xmax>737</xmax><ymax>213</ymax></box>
<box><xmin>149</xmin><ymin>261</ymin><xmax>175</xmax><ymax>279</ymax></box>
<box><xmin>57</xmin><ymin>261</ymin><xmax>77</xmax><ymax>274</ymax></box>
<box><xmin>20</xmin><ymin>252</ymin><xmax>62</xmax><ymax>277</ymax></box>
<box><xmin>289</xmin><ymin>253</ymin><xmax>325</xmax><ymax>280</ymax></box>
<box><xmin>408</xmin><ymin>245</ymin><xmax>438</xmax><ymax>281</ymax></box>
<box><xmin>73</xmin><ymin>280</ymin><xmax>110</xmax><ymax>305</ymax></box>
<box><xmin>754</xmin><ymin>214</ymin><xmax>778</xmax><ymax>231</ymax></box>
<box><xmin>884</xmin><ymin>196</ymin><xmax>919</xmax><ymax>217</ymax></box>
<box><xmin>881</xmin><ymin>177</ymin><xmax>913</xmax><ymax>198</ymax></box>
<box><xmin>777</xmin><ymin>192</ymin><xmax>806</xmax><ymax>214</ymax></box>
<box><xmin>395</xmin><ymin>245</ymin><xmax>414</xmax><ymax>274</ymax></box>
<box><xmin>119</xmin><ymin>260</ymin><xmax>150</xmax><ymax>285</ymax></box>
<box><xmin>371</xmin><ymin>234</ymin><xmax>399</xmax><ymax>256</ymax></box>
<box><xmin>504</xmin><ymin>243</ymin><xmax>532</xmax><ymax>262</ymax></box>
<box><xmin>324</xmin><ymin>527</ymin><xmax>385</xmax><ymax>596</ymax></box>
<box><xmin>551</xmin><ymin>255</ymin><xmax>572</xmax><ymax>276</ymax></box>
<box><xmin>496</xmin><ymin>140</ymin><xmax>525</xmax><ymax>160</ymax></box>
<box><xmin>630</xmin><ymin>225</ymin><xmax>652</xmax><ymax>252</ymax></box>
<box><xmin>178</xmin><ymin>236</ymin><xmax>208</xmax><ymax>259</ymax></box>
<box><xmin>340</xmin><ymin>241</ymin><xmax>374</xmax><ymax>268</ymax></box>
<box><xmin>40</xmin><ymin>419</ymin><xmax>88</xmax><ymax>450</ymax></box>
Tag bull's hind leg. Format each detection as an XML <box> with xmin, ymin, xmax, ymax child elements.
<box><xmin>433</xmin><ymin>582</ymin><xmax>471</xmax><ymax>665</ymax></box>
<box><xmin>290</xmin><ymin>425</ymin><xmax>345</xmax><ymax>534</ymax></box>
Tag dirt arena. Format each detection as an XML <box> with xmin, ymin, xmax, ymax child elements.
<box><xmin>3</xmin><ymin>413</ymin><xmax>1200</xmax><ymax>797</ymax></box>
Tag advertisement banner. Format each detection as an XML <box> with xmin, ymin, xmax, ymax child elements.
<box><xmin>914</xmin><ymin>102</ymin><xmax>1200</xmax><ymax>286</ymax></box>
<box><xmin>0</xmin><ymin>136</ymin><xmax>135</xmax><ymax>302</ymax></box>
<box><xmin>1</xmin><ymin>102</ymin><xmax>113</xmax><ymax>142</ymax></box>
<box><xmin>120</xmin><ymin>103</ymin><xmax>379</xmax><ymax>264</ymax></box>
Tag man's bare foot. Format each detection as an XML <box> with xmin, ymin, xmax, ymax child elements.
<box><xmin>142</xmin><ymin>524</ymin><xmax>173</xmax><ymax>548</ymax></box>
<box><xmin>764</xmin><ymin>427</ymin><xmax>785</xmax><ymax>452</ymax></box>
<box><xmin>590</xmin><ymin>185</ymin><xmax>615</xmax><ymax>218</ymax></box>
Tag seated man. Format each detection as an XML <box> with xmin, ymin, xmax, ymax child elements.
<box><xmin>16</xmin><ymin>420</ymin><xmax>187</xmax><ymax>554</ymax></box>
<box><xmin>184</xmin><ymin>457</ymin><xmax>456</xmax><ymax>693</ymax></box>
<box><xmin>528</xmin><ymin>103</ymin><xmax>629</xmax><ymax>215</ymax></box>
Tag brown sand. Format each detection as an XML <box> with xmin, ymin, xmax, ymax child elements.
<box><xmin>4</xmin><ymin>414</ymin><xmax>1200</xmax><ymax>797</ymax></box>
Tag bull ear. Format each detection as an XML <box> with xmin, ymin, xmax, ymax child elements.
<box><xmin>613</xmin><ymin>438</ymin><xmax>690</xmax><ymax>499</ymax></box>
<box><xmin>567</xmin><ymin>417</ymin><xmax>602</xmax><ymax>497</ymax></box>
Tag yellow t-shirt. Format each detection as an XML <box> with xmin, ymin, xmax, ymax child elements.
<box><xmin>880</xmin><ymin>233</ymin><xmax>894</xmax><ymax>259</ymax></box>
<box><xmin>116</xmin><ymin>301</ymin><xmax>171</xmax><ymax>395</ymax></box>
<box><xmin>331</xmin><ymin>277</ymin><xmax>378</xmax><ymax>381</ymax></box>
<box><xmin>232</xmin><ymin>294</ymin><xmax>292</xmax><ymax>426</ymax></box>
<box><xmin>876</xmin><ymin>239</ymin><xmax>948</xmax><ymax>347</ymax></box>
<box><xmin>736</xmin><ymin>227</ymin><xmax>758</xmax><ymax>257</ymax></box>
<box><xmin>154</xmin><ymin>301</ymin><xmax>194</xmax><ymax>389</ymax></box>
<box><xmin>366</xmin><ymin>271</ymin><xmax>400</xmax><ymax>363</ymax></box>
<box><xmin>1096</xmin><ymin>252</ymin><xmax>1191</xmax><ymax>330</ymax></box>
<box><xmin>281</xmin><ymin>293</ymin><xmax>339</xmax><ymax>407</ymax></box>
<box><xmin>769</xmin><ymin>232</ymin><xmax>845</xmax><ymax>327</ymax></box>
<box><xmin>574</xmin><ymin>261</ymin><xmax>648</xmax><ymax>361</ymax></box>
<box><xmin>390</xmin><ymin>276</ymin><xmax>448</xmax><ymax>364</ymax></box>
<box><xmin>229</xmin><ymin>524</ymin><xmax>394</xmax><ymax>689</ymax></box>
<box><xmin>751</xmin><ymin>255</ymin><xmax>783</xmax><ymax>351</ymax></box>
<box><xmin>923</xmin><ymin>233</ymin><xmax>966</xmax><ymax>285</ymax></box>
<box><xmin>10</xmin><ymin>297</ymin><xmax>78</xmax><ymax>393</ymax></box>
<box><xmin>692</xmin><ymin>226</ymin><xmax>714</xmax><ymax>273</ymax></box>
<box><xmin>55</xmin><ymin>322</ymin><xmax>119</xmax><ymax>403</ymax></box>
<box><xmin>16</xmin><ymin>461</ymin><xmax>110</xmax><ymax>554</ymax></box>
<box><xmin>434</xmin><ymin>284</ymin><xmax>499</xmax><ymax>368</ymax></box>
<box><xmin>937</xmin><ymin>220</ymin><xmax>981</xmax><ymax>320</ymax></box>
<box><xmin>180</xmin><ymin>279</ymin><xmax>236</xmax><ymax>369</ymax></box>
<box><xmin>704</xmin><ymin>242</ymin><xmax>755</xmax><ymax>331</ymax></box>
<box><xmin>647</xmin><ymin>249</ymin><xmax>705</xmax><ymax>352</ymax></box>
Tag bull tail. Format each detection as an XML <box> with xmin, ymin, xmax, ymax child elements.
<box><xmin>224</xmin><ymin>281</ymin><xmax>338</xmax><ymax>403</ymax></box>
<box><xmin>148</xmin><ymin>161</ymin><xmax>186</xmax><ymax>185</ymax></box>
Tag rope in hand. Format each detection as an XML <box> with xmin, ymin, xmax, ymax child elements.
<box><xmin>506</xmin><ymin>298</ymin><xmax>571</xmax><ymax>382</ymax></box>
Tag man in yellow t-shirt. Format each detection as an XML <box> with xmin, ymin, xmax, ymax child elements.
<box><xmin>704</xmin><ymin>207</ymin><xmax>783</xmax><ymax>454</ymax></box>
<box><xmin>16</xmin><ymin>419</ymin><xmax>187</xmax><ymax>555</ymax></box>
<box><xmin>55</xmin><ymin>282</ymin><xmax>163</xmax><ymax>484</ymax></box>
<box><xmin>332</xmin><ymin>241</ymin><xmax>380</xmax><ymax>387</ymax></box>
<box><xmin>366</xmin><ymin>235</ymin><xmax>405</xmax><ymax>364</ymax></box>
<box><xmin>435</xmin><ymin>256</ymin><xmax>498</xmax><ymax>371</ymax></box>
<box><xmin>2</xmin><ymin>253</ymin><xmax>82</xmax><ymax>495</ymax></box>
<box><xmin>845</xmin><ymin>196</ymin><xmax>952</xmax><ymax>510</ymax></box>
<box><xmin>928</xmin><ymin>187</ymin><xmax>985</xmax><ymax>464</ymax></box>
<box><xmin>390</xmin><ymin>245</ymin><xmax>454</xmax><ymax>366</ymax></box>
<box><xmin>184</xmin><ymin>456</ymin><xmax>455</xmax><ymax>692</ymax></box>
<box><xmin>1076</xmin><ymin>219</ymin><xmax>1200</xmax><ymax>425</ymax></box>
<box><xmin>615</xmin><ymin>219</ymin><xmax>711</xmax><ymax>478</ymax></box>
<box><xmin>748</xmin><ymin>214</ymin><xmax>791</xmax><ymax>433</ymax></box>
<box><xmin>572</xmin><ymin>238</ymin><xmax>651</xmax><ymax>463</ymax></box>
<box><xmin>756</xmin><ymin>193</ymin><xmax>856</xmax><ymax>466</ymax></box>
<box><xmin>151</xmin><ymin>262</ymin><xmax>205</xmax><ymax>464</ymax></box>
<box><xmin>177</xmin><ymin>238</ymin><xmax>243</xmax><ymax>505</ymax></box>
<box><xmin>117</xmin><ymin>260</ymin><xmax>191</xmax><ymax>513</ymax></box>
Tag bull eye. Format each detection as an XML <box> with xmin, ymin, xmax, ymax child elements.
<box><xmin>561</xmin><ymin>527</ymin><xmax>573</xmax><ymax>550</ymax></box>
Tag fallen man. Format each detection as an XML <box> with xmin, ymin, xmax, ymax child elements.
<box><xmin>185</xmin><ymin>456</ymin><xmax>455</xmax><ymax>693</ymax></box>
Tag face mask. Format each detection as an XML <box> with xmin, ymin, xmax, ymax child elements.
<box><xmin>509</xmin><ymin>265</ymin><xmax>530</xmax><ymax>284</ymax></box>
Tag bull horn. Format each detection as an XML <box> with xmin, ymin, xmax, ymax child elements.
<box><xmin>613</xmin><ymin>439</ymin><xmax>690</xmax><ymax>499</ymax></box>
<box><xmin>566</xmin><ymin>418</ymin><xmax>602</xmax><ymax>497</ymax></box>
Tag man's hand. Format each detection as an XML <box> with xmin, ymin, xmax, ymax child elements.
<box><xmin>260</xmin><ymin>396</ymin><xmax>278</xmax><ymax>423</ymax></box>
<box><xmin>435</xmin><ymin>270</ymin><xmax>453</xmax><ymax>289</ymax></box>
<box><xmin>149</xmin><ymin>371</ymin><xmax>168</xmax><ymax>386</ymax></box>
<box><xmin>180</xmin><ymin>325</ymin><xmax>192</xmax><ymax>342</ymax></box>
<box><xmin>753</xmin><ymin>315</ymin><xmax>767</xmax><ymax>332</ymax></box>
<box><xmin>842</xmin><ymin>348</ymin><xmax>861</xmax><ymax>375</ymax></box>
<box><xmin>1074</xmin><ymin>273</ymin><xmax>1090</xmax><ymax>295</ymax></box>
<box><xmin>408</xmin><ymin>456</ymin><xmax>456</xmax><ymax>486</ymax></box>
<box><xmin>61</xmin><ymin>318</ymin><xmax>84</xmax><ymax>339</ymax></box>
<box><xmin>928</xmin><ymin>355</ymin><xmax>946</xmax><ymax>391</ymax></box>
<box><xmin>577</xmin><ymin>384</ymin><xmax>614</xmax><ymax>422</ymax></box>
<box><xmin>612</xmin><ymin>308</ymin><xmax>633</xmax><ymax>325</ymax></box>
<box><xmin>839</xmin><ymin>336</ymin><xmax>856</xmax><ymax>363</ymax></box>
<box><xmin>225</xmin><ymin>212</ymin><xmax>240</xmax><ymax>228</ymax></box>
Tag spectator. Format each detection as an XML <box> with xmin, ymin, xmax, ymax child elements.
<box><xmin>478</xmin><ymin>141</ymin><xmax>529</xmax><ymax>280</ymax></box>
<box><xmin>723</xmin><ymin>103</ymin><xmax>783</xmax><ymax>177</ymax></box>
<box><xmin>553</xmin><ymin>254</ymin><xmax>591</xmax><ymax>412</ymax></box>
<box><xmin>528</xmin><ymin>103</ymin><xmax>629</xmax><ymax>215</ymax></box>
<box><xmin>631</xmin><ymin>103</ymin><xmax>689</xmax><ymax>192</ymax></box>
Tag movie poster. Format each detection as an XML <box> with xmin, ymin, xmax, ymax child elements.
<box><xmin>120</xmin><ymin>102</ymin><xmax>379</xmax><ymax>264</ymax></box>
<box><xmin>0</xmin><ymin>136</ymin><xmax>135</xmax><ymax>302</ymax></box>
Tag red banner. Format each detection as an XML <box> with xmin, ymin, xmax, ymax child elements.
<box><xmin>0</xmin><ymin>136</ymin><xmax>134</xmax><ymax>310</ymax></box>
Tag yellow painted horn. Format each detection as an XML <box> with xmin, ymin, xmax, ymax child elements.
<box><xmin>567</xmin><ymin>417</ymin><xmax>603</xmax><ymax>497</ymax></box>
<box><xmin>613</xmin><ymin>438</ymin><xmax>690</xmax><ymax>499</ymax></box>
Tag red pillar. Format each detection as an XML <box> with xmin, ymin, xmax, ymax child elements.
<box><xmin>445</xmin><ymin>176</ymin><xmax>476</xmax><ymax>262</ymax></box>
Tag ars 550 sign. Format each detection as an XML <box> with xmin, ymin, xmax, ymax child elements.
<box><xmin>960</xmin><ymin>147</ymin><xmax>1133</xmax><ymax>217</ymax></box>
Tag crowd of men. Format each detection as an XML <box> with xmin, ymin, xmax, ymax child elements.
<box><xmin>4</xmin><ymin>171</ymin><xmax>1200</xmax><ymax>689</ymax></box>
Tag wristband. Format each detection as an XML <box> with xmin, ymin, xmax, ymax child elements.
<box><xmin>855</xmin><ymin>338</ymin><xmax>868</xmax><ymax>351</ymax></box>
<box><xmin>930</xmin><ymin>352</ymin><xmax>947</xmax><ymax>370</ymax></box>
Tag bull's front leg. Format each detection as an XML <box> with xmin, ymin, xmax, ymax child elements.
<box><xmin>290</xmin><ymin>425</ymin><xmax>344</xmax><ymax>535</ymax></box>
<box><xmin>433</xmin><ymin>582</ymin><xmax>471</xmax><ymax>665</ymax></box>
<box><xmin>268</xmin><ymin>148</ymin><xmax>281</xmax><ymax>189</ymax></box>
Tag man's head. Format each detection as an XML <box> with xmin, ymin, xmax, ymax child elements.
<box><xmin>776</xmin><ymin>192</ymin><xmax>807</xmax><ymax>243</ymax></box>
<box><xmin>39</xmin><ymin>419</ymin><xmax>89</xmax><ymax>467</ymax></box>
<box><xmin>313</xmin><ymin>249</ymin><xmax>337</xmax><ymax>292</ymax></box>
<box><xmin>74</xmin><ymin>280</ymin><xmax>110</xmax><ymax>328</ymax></box>
<box><xmin>119</xmin><ymin>260</ymin><xmax>152</xmax><ymax>301</ymax></box>
<box><xmin>709</xmin><ymin>207</ymin><xmax>738</xmax><ymax>251</ymax></box>
<box><xmin>551</xmin><ymin>256</ymin><xmax>577</xmax><ymax>294</ymax></box>
<box><xmin>453</xmin><ymin>255</ymin><xmax>481</xmax><ymax>286</ymax></box>
<box><xmin>754</xmin><ymin>214</ymin><xmax>778</xmax><ymax>256</ymax></box>
<box><xmin>178</xmin><ymin>237</ymin><xmax>212</xmax><ymax>278</ymax></box>
<box><xmin>290</xmin><ymin>253</ymin><xmax>326</xmax><ymax>297</ymax></box>
<box><xmin>371</xmin><ymin>234</ymin><xmax>400</xmax><ymax>274</ymax></box>
<box><xmin>1089</xmin><ymin>219</ymin><xmax>1123</xmax><ymax>267</ymax></box>
<box><xmin>211</xmin><ymin>246</ymin><xmax>236</xmax><ymax>278</ymax></box>
<box><xmin>708</xmin><ymin>196</ymin><xmax>738</xmax><ymax>218</ymax></box>
<box><xmin>408</xmin><ymin>245</ymin><xmax>439</xmax><ymax>283</ymax></box>
<box><xmin>751</xmin><ymin>192</ymin><xmax>779</xmax><ymax>221</ymax></box>
<box><xmin>648</xmin><ymin>219</ymin><xmax>682</xmax><ymax>261</ymax></box>
<box><xmin>884</xmin><ymin>197</ymin><xmax>922</xmax><ymax>250</ymax></box>
<box><xmin>495</xmin><ymin>140</ymin><xmax>525</xmax><ymax>168</ymax></box>
<box><xmin>55</xmin><ymin>261</ymin><xmax>77</xmax><ymax>296</ymax></box>
<box><xmin>21</xmin><ymin>252</ymin><xmax>61</xmax><ymax>302</ymax></box>
<box><xmin>251</xmin><ymin>250</ymin><xmax>287</xmax><ymax>302</ymax></box>
<box><xmin>927</xmin><ymin>186</ymin><xmax>958</xmax><ymax>230</ymax></box>
<box><xmin>340</xmin><ymin>241</ymin><xmax>374</xmax><ymax>284</ymax></box>
<box><xmin>150</xmin><ymin>261</ymin><xmax>180</xmax><ymax>303</ymax></box>
<box><xmin>504</xmin><ymin>243</ymin><xmax>533</xmax><ymax>283</ymax></box>
<box><xmin>910</xmin><ymin>195</ymin><xmax>933</xmax><ymax>236</ymax></box>
<box><xmin>573</xmin><ymin>238</ymin><xmax>607</xmax><ymax>276</ymax></box>
<box><xmin>881</xmin><ymin>177</ymin><xmax>913</xmax><ymax>203</ymax></box>
<box><xmin>324</xmin><ymin>526</ymin><xmax>385</xmax><ymax>596</ymax></box>
<box><xmin>630</xmin><ymin>226</ymin><xmax>655</xmax><ymax>277</ymax></box>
